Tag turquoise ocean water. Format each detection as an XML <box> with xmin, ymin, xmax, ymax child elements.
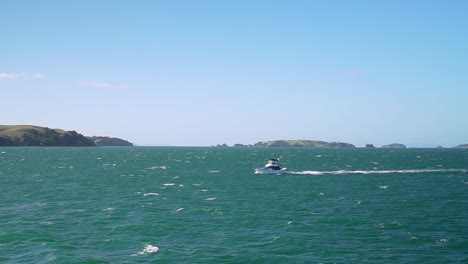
<box><xmin>1</xmin><ymin>147</ymin><xmax>467</xmax><ymax>263</ymax></box>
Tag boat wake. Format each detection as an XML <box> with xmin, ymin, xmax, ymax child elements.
<box><xmin>288</xmin><ymin>168</ymin><xmax>468</xmax><ymax>175</ymax></box>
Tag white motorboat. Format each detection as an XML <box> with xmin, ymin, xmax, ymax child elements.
<box><xmin>255</xmin><ymin>158</ymin><xmax>287</xmax><ymax>174</ymax></box>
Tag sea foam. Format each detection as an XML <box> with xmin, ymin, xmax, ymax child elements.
<box><xmin>289</xmin><ymin>169</ymin><xmax>468</xmax><ymax>175</ymax></box>
<box><xmin>132</xmin><ymin>244</ymin><xmax>159</xmax><ymax>256</ymax></box>
<box><xmin>143</xmin><ymin>193</ymin><xmax>159</xmax><ymax>196</ymax></box>
<box><xmin>148</xmin><ymin>165</ymin><xmax>167</xmax><ymax>170</ymax></box>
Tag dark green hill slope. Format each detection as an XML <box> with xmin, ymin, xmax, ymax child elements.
<box><xmin>0</xmin><ymin>125</ymin><xmax>95</xmax><ymax>146</ymax></box>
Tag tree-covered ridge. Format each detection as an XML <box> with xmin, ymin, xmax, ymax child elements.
<box><xmin>253</xmin><ymin>140</ymin><xmax>355</xmax><ymax>148</ymax></box>
<box><xmin>0</xmin><ymin>125</ymin><xmax>95</xmax><ymax>146</ymax></box>
<box><xmin>87</xmin><ymin>136</ymin><xmax>133</xmax><ymax>146</ymax></box>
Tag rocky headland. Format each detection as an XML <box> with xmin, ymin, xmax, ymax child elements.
<box><xmin>87</xmin><ymin>136</ymin><xmax>133</xmax><ymax>146</ymax></box>
<box><xmin>0</xmin><ymin>125</ymin><xmax>132</xmax><ymax>147</ymax></box>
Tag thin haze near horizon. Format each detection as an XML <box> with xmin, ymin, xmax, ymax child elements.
<box><xmin>2</xmin><ymin>1</ymin><xmax>467</xmax><ymax>147</ymax></box>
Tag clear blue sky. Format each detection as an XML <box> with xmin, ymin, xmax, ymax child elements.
<box><xmin>2</xmin><ymin>0</ymin><xmax>467</xmax><ymax>147</ymax></box>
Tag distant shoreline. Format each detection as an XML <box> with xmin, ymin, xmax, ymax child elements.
<box><xmin>212</xmin><ymin>140</ymin><xmax>468</xmax><ymax>149</ymax></box>
<box><xmin>1</xmin><ymin>125</ymin><xmax>466</xmax><ymax>148</ymax></box>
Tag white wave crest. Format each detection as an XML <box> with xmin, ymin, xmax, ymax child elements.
<box><xmin>132</xmin><ymin>244</ymin><xmax>159</xmax><ymax>256</ymax></box>
<box><xmin>289</xmin><ymin>169</ymin><xmax>468</xmax><ymax>175</ymax></box>
<box><xmin>143</xmin><ymin>193</ymin><xmax>159</xmax><ymax>196</ymax></box>
<box><xmin>148</xmin><ymin>166</ymin><xmax>167</xmax><ymax>170</ymax></box>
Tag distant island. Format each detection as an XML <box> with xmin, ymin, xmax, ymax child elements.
<box><xmin>214</xmin><ymin>140</ymin><xmax>355</xmax><ymax>148</ymax></box>
<box><xmin>253</xmin><ymin>140</ymin><xmax>355</xmax><ymax>148</ymax></box>
<box><xmin>216</xmin><ymin>140</ymin><xmax>468</xmax><ymax>149</ymax></box>
<box><xmin>381</xmin><ymin>143</ymin><xmax>407</xmax><ymax>149</ymax></box>
<box><xmin>0</xmin><ymin>125</ymin><xmax>132</xmax><ymax>147</ymax></box>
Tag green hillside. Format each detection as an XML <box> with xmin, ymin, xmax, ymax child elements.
<box><xmin>0</xmin><ymin>125</ymin><xmax>95</xmax><ymax>146</ymax></box>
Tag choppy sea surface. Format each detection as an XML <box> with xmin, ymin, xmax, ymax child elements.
<box><xmin>1</xmin><ymin>147</ymin><xmax>467</xmax><ymax>263</ymax></box>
